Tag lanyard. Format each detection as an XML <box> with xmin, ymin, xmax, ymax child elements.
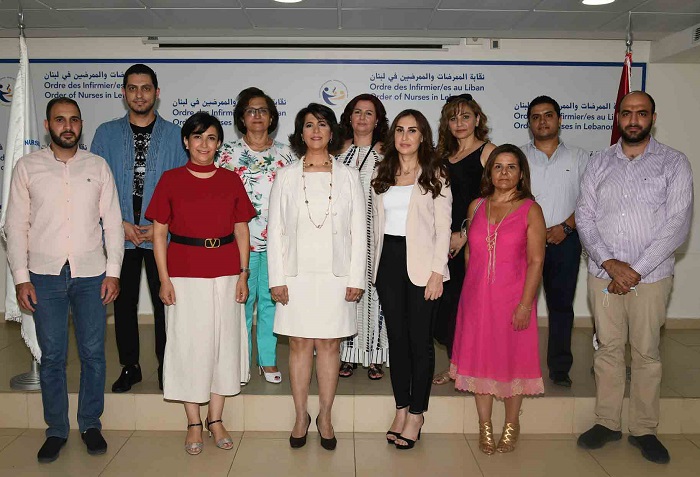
<box><xmin>344</xmin><ymin>141</ymin><xmax>378</xmax><ymax>171</ymax></box>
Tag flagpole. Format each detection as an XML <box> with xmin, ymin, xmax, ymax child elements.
<box><xmin>7</xmin><ymin>7</ymin><xmax>41</xmax><ymax>392</ymax></box>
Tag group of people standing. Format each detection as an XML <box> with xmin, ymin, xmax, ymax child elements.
<box><xmin>4</xmin><ymin>63</ymin><xmax>691</xmax><ymax>467</ymax></box>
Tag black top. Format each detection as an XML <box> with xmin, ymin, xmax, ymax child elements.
<box><xmin>130</xmin><ymin>119</ymin><xmax>156</xmax><ymax>224</ymax></box>
<box><xmin>446</xmin><ymin>143</ymin><xmax>486</xmax><ymax>233</ymax></box>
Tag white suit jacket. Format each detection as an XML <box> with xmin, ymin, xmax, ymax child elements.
<box><xmin>267</xmin><ymin>159</ymin><xmax>367</xmax><ymax>289</ymax></box>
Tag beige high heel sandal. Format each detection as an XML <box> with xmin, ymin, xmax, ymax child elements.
<box><xmin>478</xmin><ymin>421</ymin><xmax>496</xmax><ymax>455</ymax></box>
<box><xmin>496</xmin><ymin>422</ymin><xmax>520</xmax><ymax>453</ymax></box>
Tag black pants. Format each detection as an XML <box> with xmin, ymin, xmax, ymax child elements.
<box><xmin>375</xmin><ymin>235</ymin><xmax>439</xmax><ymax>414</ymax></box>
<box><xmin>542</xmin><ymin>230</ymin><xmax>582</xmax><ymax>379</ymax></box>
<box><xmin>433</xmin><ymin>247</ymin><xmax>465</xmax><ymax>359</ymax></box>
<box><xmin>114</xmin><ymin>248</ymin><xmax>166</xmax><ymax>369</ymax></box>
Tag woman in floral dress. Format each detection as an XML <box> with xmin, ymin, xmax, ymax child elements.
<box><xmin>217</xmin><ymin>87</ymin><xmax>296</xmax><ymax>384</ymax></box>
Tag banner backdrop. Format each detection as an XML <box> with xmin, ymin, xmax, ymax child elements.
<box><xmin>0</xmin><ymin>58</ymin><xmax>645</xmax><ymax>206</ymax></box>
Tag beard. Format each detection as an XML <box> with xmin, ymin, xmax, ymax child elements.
<box><xmin>620</xmin><ymin>122</ymin><xmax>652</xmax><ymax>144</ymax></box>
<box><xmin>50</xmin><ymin>129</ymin><xmax>81</xmax><ymax>149</ymax></box>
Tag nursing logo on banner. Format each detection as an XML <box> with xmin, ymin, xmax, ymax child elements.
<box><xmin>320</xmin><ymin>80</ymin><xmax>348</xmax><ymax>106</ymax></box>
<box><xmin>0</xmin><ymin>77</ymin><xmax>15</xmax><ymax>106</ymax></box>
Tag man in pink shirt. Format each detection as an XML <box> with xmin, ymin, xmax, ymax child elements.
<box><xmin>5</xmin><ymin>97</ymin><xmax>124</xmax><ymax>463</ymax></box>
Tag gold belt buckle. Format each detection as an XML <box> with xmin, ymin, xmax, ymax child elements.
<box><xmin>204</xmin><ymin>238</ymin><xmax>221</xmax><ymax>249</ymax></box>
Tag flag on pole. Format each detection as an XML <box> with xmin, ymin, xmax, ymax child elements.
<box><xmin>1</xmin><ymin>35</ymin><xmax>43</xmax><ymax>361</ymax></box>
<box><xmin>610</xmin><ymin>51</ymin><xmax>632</xmax><ymax>145</ymax></box>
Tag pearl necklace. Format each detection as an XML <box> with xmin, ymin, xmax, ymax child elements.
<box><xmin>301</xmin><ymin>159</ymin><xmax>333</xmax><ymax>229</ymax></box>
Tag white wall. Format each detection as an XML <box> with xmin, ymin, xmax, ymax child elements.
<box><xmin>1</xmin><ymin>36</ymin><xmax>698</xmax><ymax>319</ymax></box>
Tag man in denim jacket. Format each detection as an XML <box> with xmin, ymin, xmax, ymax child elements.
<box><xmin>91</xmin><ymin>64</ymin><xmax>186</xmax><ymax>392</ymax></box>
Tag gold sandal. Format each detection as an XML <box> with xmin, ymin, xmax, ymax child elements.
<box><xmin>496</xmin><ymin>422</ymin><xmax>520</xmax><ymax>453</ymax></box>
<box><xmin>432</xmin><ymin>369</ymin><xmax>453</xmax><ymax>385</ymax></box>
<box><xmin>478</xmin><ymin>421</ymin><xmax>496</xmax><ymax>455</ymax></box>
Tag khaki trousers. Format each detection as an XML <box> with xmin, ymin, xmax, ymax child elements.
<box><xmin>587</xmin><ymin>274</ymin><xmax>672</xmax><ymax>436</ymax></box>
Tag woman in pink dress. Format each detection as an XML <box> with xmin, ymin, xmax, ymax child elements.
<box><xmin>451</xmin><ymin>144</ymin><xmax>546</xmax><ymax>455</ymax></box>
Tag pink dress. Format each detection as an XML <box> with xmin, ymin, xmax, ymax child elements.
<box><xmin>450</xmin><ymin>198</ymin><xmax>544</xmax><ymax>398</ymax></box>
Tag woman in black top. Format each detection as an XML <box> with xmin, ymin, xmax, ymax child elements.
<box><xmin>432</xmin><ymin>94</ymin><xmax>496</xmax><ymax>385</ymax></box>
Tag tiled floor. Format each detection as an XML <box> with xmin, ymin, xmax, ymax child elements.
<box><xmin>0</xmin><ymin>428</ymin><xmax>698</xmax><ymax>476</ymax></box>
<box><xmin>1</xmin><ymin>321</ymin><xmax>700</xmax><ymax>398</ymax></box>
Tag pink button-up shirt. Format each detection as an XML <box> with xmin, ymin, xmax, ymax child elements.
<box><xmin>5</xmin><ymin>147</ymin><xmax>124</xmax><ymax>284</ymax></box>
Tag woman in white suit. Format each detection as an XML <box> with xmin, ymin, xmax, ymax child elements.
<box><xmin>371</xmin><ymin>109</ymin><xmax>452</xmax><ymax>450</ymax></box>
<box><xmin>268</xmin><ymin>103</ymin><xmax>366</xmax><ymax>451</ymax></box>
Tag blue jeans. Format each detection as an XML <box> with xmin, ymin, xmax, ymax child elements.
<box><xmin>31</xmin><ymin>264</ymin><xmax>107</xmax><ymax>439</ymax></box>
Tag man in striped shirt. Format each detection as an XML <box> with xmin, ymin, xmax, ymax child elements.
<box><xmin>575</xmin><ymin>91</ymin><xmax>693</xmax><ymax>464</ymax></box>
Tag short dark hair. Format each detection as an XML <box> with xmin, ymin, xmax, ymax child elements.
<box><xmin>480</xmin><ymin>144</ymin><xmax>534</xmax><ymax>201</ymax></box>
<box><xmin>338</xmin><ymin>93</ymin><xmax>389</xmax><ymax>144</ymax></box>
<box><xmin>233</xmin><ymin>87</ymin><xmax>279</xmax><ymax>135</ymax></box>
<box><xmin>288</xmin><ymin>103</ymin><xmax>342</xmax><ymax>157</ymax></box>
<box><xmin>527</xmin><ymin>95</ymin><xmax>560</xmax><ymax>119</ymax></box>
<box><xmin>123</xmin><ymin>64</ymin><xmax>158</xmax><ymax>90</ymax></box>
<box><xmin>46</xmin><ymin>97</ymin><xmax>81</xmax><ymax>120</ymax></box>
<box><xmin>181</xmin><ymin>112</ymin><xmax>224</xmax><ymax>154</ymax></box>
<box><xmin>620</xmin><ymin>90</ymin><xmax>656</xmax><ymax>114</ymax></box>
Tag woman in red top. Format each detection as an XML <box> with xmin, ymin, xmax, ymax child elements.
<box><xmin>147</xmin><ymin>112</ymin><xmax>256</xmax><ymax>456</ymax></box>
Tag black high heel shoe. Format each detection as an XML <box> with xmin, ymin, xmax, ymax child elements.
<box><xmin>386</xmin><ymin>430</ymin><xmax>401</xmax><ymax>444</ymax></box>
<box><xmin>289</xmin><ymin>413</ymin><xmax>311</xmax><ymax>449</ymax></box>
<box><xmin>316</xmin><ymin>416</ymin><xmax>337</xmax><ymax>451</ymax></box>
<box><xmin>395</xmin><ymin>415</ymin><xmax>424</xmax><ymax>450</ymax></box>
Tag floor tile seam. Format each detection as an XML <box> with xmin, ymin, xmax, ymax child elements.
<box><xmin>685</xmin><ymin>435</ymin><xmax>700</xmax><ymax>450</ymax></box>
<box><xmin>97</xmin><ymin>429</ymin><xmax>135</xmax><ymax>477</ymax></box>
<box><xmin>463</xmin><ymin>438</ymin><xmax>486</xmax><ymax>477</ymax></box>
<box><xmin>584</xmin><ymin>448</ymin><xmax>614</xmax><ymax>477</ymax></box>
<box><xmin>226</xmin><ymin>437</ymin><xmax>244</xmax><ymax>476</ymax></box>
<box><xmin>0</xmin><ymin>433</ymin><xmax>22</xmax><ymax>454</ymax></box>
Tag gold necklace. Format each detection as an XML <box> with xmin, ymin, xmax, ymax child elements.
<box><xmin>301</xmin><ymin>159</ymin><xmax>333</xmax><ymax>229</ymax></box>
<box><xmin>485</xmin><ymin>198</ymin><xmax>514</xmax><ymax>283</ymax></box>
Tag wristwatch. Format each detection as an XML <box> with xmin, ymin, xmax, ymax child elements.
<box><xmin>240</xmin><ymin>267</ymin><xmax>251</xmax><ymax>274</ymax></box>
<box><xmin>560</xmin><ymin>222</ymin><xmax>574</xmax><ymax>236</ymax></box>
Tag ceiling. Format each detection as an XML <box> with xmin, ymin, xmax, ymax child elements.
<box><xmin>0</xmin><ymin>0</ymin><xmax>699</xmax><ymax>41</ymax></box>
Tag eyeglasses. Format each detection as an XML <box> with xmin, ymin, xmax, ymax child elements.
<box><xmin>244</xmin><ymin>107</ymin><xmax>270</xmax><ymax>117</ymax></box>
<box><xmin>445</xmin><ymin>94</ymin><xmax>473</xmax><ymax>104</ymax></box>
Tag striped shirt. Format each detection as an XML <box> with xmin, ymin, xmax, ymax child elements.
<box><xmin>521</xmin><ymin>141</ymin><xmax>590</xmax><ymax>228</ymax></box>
<box><xmin>576</xmin><ymin>136</ymin><xmax>693</xmax><ymax>283</ymax></box>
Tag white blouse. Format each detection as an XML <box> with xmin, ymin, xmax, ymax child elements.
<box><xmin>383</xmin><ymin>185</ymin><xmax>414</xmax><ymax>236</ymax></box>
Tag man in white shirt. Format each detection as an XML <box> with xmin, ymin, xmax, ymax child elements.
<box><xmin>521</xmin><ymin>95</ymin><xmax>589</xmax><ymax>387</ymax></box>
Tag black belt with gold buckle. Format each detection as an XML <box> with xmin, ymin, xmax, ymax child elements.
<box><xmin>169</xmin><ymin>232</ymin><xmax>234</xmax><ymax>248</ymax></box>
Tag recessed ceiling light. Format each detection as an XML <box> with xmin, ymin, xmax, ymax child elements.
<box><xmin>274</xmin><ymin>0</ymin><xmax>304</xmax><ymax>3</ymax></box>
<box><xmin>582</xmin><ymin>0</ymin><xmax>616</xmax><ymax>5</ymax></box>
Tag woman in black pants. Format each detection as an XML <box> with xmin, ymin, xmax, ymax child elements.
<box><xmin>371</xmin><ymin>110</ymin><xmax>452</xmax><ymax>449</ymax></box>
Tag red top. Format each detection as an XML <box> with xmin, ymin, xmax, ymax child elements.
<box><xmin>146</xmin><ymin>166</ymin><xmax>256</xmax><ymax>278</ymax></box>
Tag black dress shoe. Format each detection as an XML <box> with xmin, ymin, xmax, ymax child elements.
<box><xmin>628</xmin><ymin>434</ymin><xmax>670</xmax><ymax>464</ymax></box>
<box><xmin>551</xmin><ymin>375</ymin><xmax>573</xmax><ymax>387</ymax></box>
<box><xmin>316</xmin><ymin>416</ymin><xmax>337</xmax><ymax>451</ymax></box>
<box><xmin>81</xmin><ymin>428</ymin><xmax>107</xmax><ymax>455</ymax></box>
<box><xmin>577</xmin><ymin>424</ymin><xmax>622</xmax><ymax>449</ymax></box>
<box><xmin>289</xmin><ymin>413</ymin><xmax>311</xmax><ymax>449</ymax></box>
<box><xmin>111</xmin><ymin>364</ymin><xmax>142</xmax><ymax>393</ymax></box>
<box><xmin>37</xmin><ymin>436</ymin><xmax>67</xmax><ymax>463</ymax></box>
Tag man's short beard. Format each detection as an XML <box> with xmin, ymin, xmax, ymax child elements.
<box><xmin>620</xmin><ymin>123</ymin><xmax>652</xmax><ymax>144</ymax></box>
<box><xmin>50</xmin><ymin>130</ymin><xmax>81</xmax><ymax>149</ymax></box>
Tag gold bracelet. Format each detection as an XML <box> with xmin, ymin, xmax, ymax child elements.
<box><xmin>517</xmin><ymin>303</ymin><xmax>532</xmax><ymax>311</ymax></box>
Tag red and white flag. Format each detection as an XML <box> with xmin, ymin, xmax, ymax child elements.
<box><xmin>1</xmin><ymin>35</ymin><xmax>42</xmax><ymax>361</ymax></box>
<box><xmin>610</xmin><ymin>52</ymin><xmax>632</xmax><ymax>145</ymax></box>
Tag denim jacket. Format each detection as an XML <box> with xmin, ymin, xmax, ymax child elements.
<box><xmin>90</xmin><ymin>113</ymin><xmax>187</xmax><ymax>250</ymax></box>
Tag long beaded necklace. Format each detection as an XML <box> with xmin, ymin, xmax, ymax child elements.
<box><xmin>301</xmin><ymin>158</ymin><xmax>333</xmax><ymax>229</ymax></box>
<box><xmin>485</xmin><ymin>198</ymin><xmax>514</xmax><ymax>283</ymax></box>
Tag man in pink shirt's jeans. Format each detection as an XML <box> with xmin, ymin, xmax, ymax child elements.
<box><xmin>5</xmin><ymin>97</ymin><xmax>124</xmax><ymax>463</ymax></box>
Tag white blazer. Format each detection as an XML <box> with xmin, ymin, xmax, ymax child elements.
<box><xmin>267</xmin><ymin>159</ymin><xmax>367</xmax><ymax>289</ymax></box>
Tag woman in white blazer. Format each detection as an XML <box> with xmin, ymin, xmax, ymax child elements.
<box><xmin>371</xmin><ymin>109</ymin><xmax>452</xmax><ymax>450</ymax></box>
<box><xmin>267</xmin><ymin>103</ymin><xmax>366</xmax><ymax>451</ymax></box>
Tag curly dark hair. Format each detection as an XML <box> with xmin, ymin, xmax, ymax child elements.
<box><xmin>233</xmin><ymin>87</ymin><xmax>279</xmax><ymax>135</ymax></box>
<box><xmin>338</xmin><ymin>93</ymin><xmax>389</xmax><ymax>144</ymax></box>
<box><xmin>436</xmin><ymin>94</ymin><xmax>490</xmax><ymax>160</ymax></box>
<box><xmin>371</xmin><ymin>109</ymin><xmax>448</xmax><ymax>199</ymax></box>
<box><xmin>480</xmin><ymin>144</ymin><xmax>534</xmax><ymax>201</ymax></box>
<box><xmin>288</xmin><ymin>103</ymin><xmax>342</xmax><ymax>157</ymax></box>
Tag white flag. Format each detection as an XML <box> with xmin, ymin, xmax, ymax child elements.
<box><xmin>0</xmin><ymin>36</ymin><xmax>42</xmax><ymax>362</ymax></box>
